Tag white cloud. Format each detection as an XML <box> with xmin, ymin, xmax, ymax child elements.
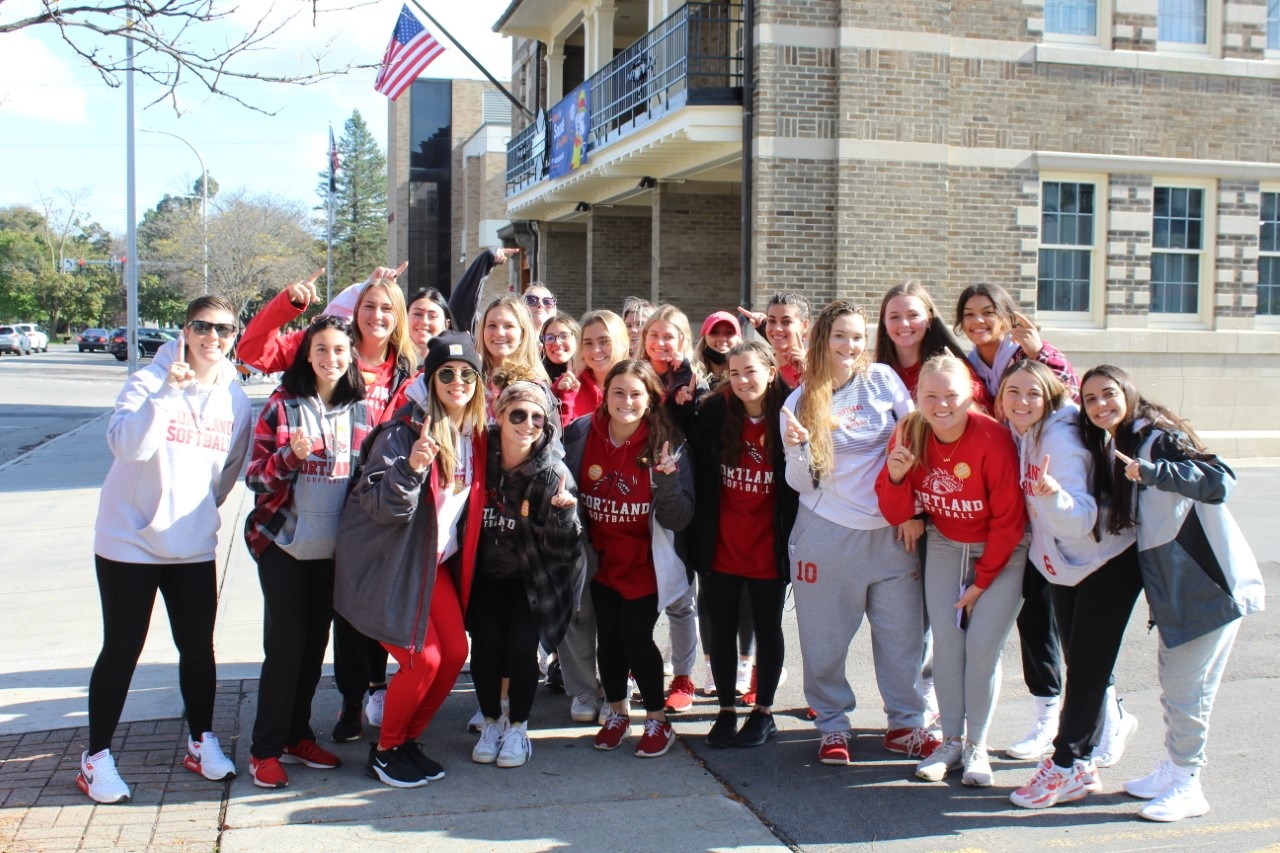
<box><xmin>0</xmin><ymin>31</ymin><xmax>90</xmax><ymax>124</ymax></box>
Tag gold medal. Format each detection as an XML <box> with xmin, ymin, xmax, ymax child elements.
<box><xmin>954</xmin><ymin>462</ymin><xmax>971</xmax><ymax>480</ymax></box>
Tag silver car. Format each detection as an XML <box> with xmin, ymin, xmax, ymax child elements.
<box><xmin>0</xmin><ymin>325</ymin><xmax>32</xmax><ymax>356</ymax></box>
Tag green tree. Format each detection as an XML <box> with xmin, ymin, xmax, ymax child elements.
<box><xmin>320</xmin><ymin>110</ymin><xmax>387</xmax><ymax>288</ymax></box>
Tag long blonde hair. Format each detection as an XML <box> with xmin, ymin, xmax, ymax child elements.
<box><xmin>480</xmin><ymin>294</ymin><xmax>549</xmax><ymax>382</ymax></box>
<box><xmin>354</xmin><ymin>278</ymin><xmax>413</xmax><ymax>371</ymax></box>
<box><xmin>897</xmin><ymin>353</ymin><xmax>974</xmax><ymax>471</ymax></box>
<box><xmin>795</xmin><ymin>300</ymin><xmax>872</xmax><ymax>480</ymax></box>
<box><xmin>424</xmin><ymin>365</ymin><xmax>486</xmax><ymax>484</ymax></box>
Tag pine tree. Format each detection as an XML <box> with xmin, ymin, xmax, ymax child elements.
<box><xmin>321</xmin><ymin>111</ymin><xmax>388</xmax><ymax>289</ymax></box>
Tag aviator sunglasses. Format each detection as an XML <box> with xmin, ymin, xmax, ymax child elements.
<box><xmin>523</xmin><ymin>294</ymin><xmax>557</xmax><ymax>309</ymax></box>
<box><xmin>436</xmin><ymin>366</ymin><xmax>479</xmax><ymax>385</ymax></box>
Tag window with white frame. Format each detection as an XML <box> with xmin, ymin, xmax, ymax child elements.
<box><xmin>1150</xmin><ymin>186</ymin><xmax>1204</xmax><ymax>314</ymax></box>
<box><xmin>1045</xmin><ymin>0</ymin><xmax>1098</xmax><ymax>36</ymax></box>
<box><xmin>1159</xmin><ymin>0</ymin><xmax>1207</xmax><ymax>44</ymax></box>
<box><xmin>1038</xmin><ymin>181</ymin><xmax>1096</xmax><ymax>312</ymax></box>
<box><xmin>1260</xmin><ymin>192</ymin><xmax>1280</xmax><ymax>316</ymax></box>
<box><xmin>1269</xmin><ymin>0</ymin><xmax>1279</xmax><ymax>50</ymax></box>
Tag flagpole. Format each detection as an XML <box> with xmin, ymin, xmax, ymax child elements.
<box><xmin>326</xmin><ymin>126</ymin><xmax>335</xmax><ymax>305</ymax></box>
<box><xmin>404</xmin><ymin>0</ymin><xmax>533</xmax><ymax>119</ymax></box>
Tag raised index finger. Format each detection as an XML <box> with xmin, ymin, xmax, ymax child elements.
<box><xmin>780</xmin><ymin>405</ymin><xmax>797</xmax><ymax>424</ymax></box>
<box><xmin>1039</xmin><ymin>454</ymin><xmax>1051</xmax><ymax>478</ymax></box>
<box><xmin>1113</xmin><ymin>449</ymin><xmax>1134</xmax><ymax>466</ymax></box>
<box><xmin>558</xmin><ymin>473</ymin><xmax>568</xmax><ymax>494</ymax></box>
<box><xmin>1013</xmin><ymin>311</ymin><xmax>1034</xmax><ymax>328</ymax></box>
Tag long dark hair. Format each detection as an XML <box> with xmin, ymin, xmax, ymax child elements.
<box><xmin>712</xmin><ymin>341</ymin><xmax>784</xmax><ymax>468</ymax></box>
<box><xmin>1079</xmin><ymin>364</ymin><xmax>1210</xmax><ymax>535</ymax></box>
<box><xmin>875</xmin><ymin>281</ymin><xmax>968</xmax><ymax>368</ymax></box>
<box><xmin>280</xmin><ymin>314</ymin><xmax>366</xmax><ymax>407</ymax></box>
<box><xmin>602</xmin><ymin>359</ymin><xmax>681</xmax><ymax>464</ymax></box>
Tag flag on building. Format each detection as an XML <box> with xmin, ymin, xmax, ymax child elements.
<box><xmin>328</xmin><ymin>126</ymin><xmax>339</xmax><ymax>193</ymax></box>
<box><xmin>374</xmin><ymin>5</ymin><xmax>445</xmax><ymax>101</ymax></box>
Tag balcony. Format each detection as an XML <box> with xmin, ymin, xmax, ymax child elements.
<box><xmin>506</xmin><ymin>2</ymin><xmax>744</xmax><ymax>209</ymax></box>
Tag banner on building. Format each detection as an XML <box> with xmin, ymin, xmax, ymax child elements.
<box><xmin>549</xmin><ymin>83</ymin><xmax>591</xmax><ymax>179</ymax></box>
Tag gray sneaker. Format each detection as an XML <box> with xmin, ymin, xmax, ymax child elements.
<box><xmin>916</xmin><ymin>737</ymin><xmax>964</xmax><ymax>782</ymax></box>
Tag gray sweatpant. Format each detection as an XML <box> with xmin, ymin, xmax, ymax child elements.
<box><xmin>790</xmin><ymin>505</ymin><xmax>926</xmax><ymax>734</ymax></box>
<box><xmin>924</xmin><ymin>529</ymin><xmax>1027</xmax><ymax>745</ymax></box>
<box><xmin>558</xmin><ymin>584</ymin><xmax>598</xmax><ymax>697</ymax></box>
<box><xmin>1159</xmin><ymin>618</ymin><xmax>1240</xmax><ymax>767</ymax></box>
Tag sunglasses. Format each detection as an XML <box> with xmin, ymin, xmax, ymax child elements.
<box><xmin>506</xmin><ymin>408</ymin><xmax>545</xmax><ymax>428</ymax></box>
<box><xmin>524</xmin><ymin>294</ymin><xmax>557</xmax><ymax>309</ymax></box>
<box><xmin>187</xmin><ymin>320</ymin><xmax>237</xmax><ymax>338</ymax></box>
<box><xmin>543</xmin><ymin>332</ymin><xmax>573</xmax><ymax>345</ymax></box>
<box><xmin>436</xmin><ymin>366</ymin><xmax>478</xmax><ymax>385</ymax></box>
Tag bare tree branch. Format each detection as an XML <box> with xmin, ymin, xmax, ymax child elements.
<box><xmin>0</xmin><ymin>1</ymin><xmax>382</xmax><ymax>115</ymax></box>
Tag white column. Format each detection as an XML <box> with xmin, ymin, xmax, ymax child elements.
<box><xmin>545</xmin><ymin>38</ymin><xmax>565</xmax><ymax>103</ymax></box>
<box><xmin>586</xmin><ymin>0</ymin><xmax>616</xmax><ymax>76</ymax></box>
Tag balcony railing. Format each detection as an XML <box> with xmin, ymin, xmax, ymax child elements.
<box><xmin>506</xmin><ymin>2</ymin><xmax>744</xmax><ymax>193</ymax></box>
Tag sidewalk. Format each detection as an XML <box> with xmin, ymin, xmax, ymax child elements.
<box><xmin>0</xmin><ymin>386</ymin><xmax>784</xmax><ymax>853</ymax></box>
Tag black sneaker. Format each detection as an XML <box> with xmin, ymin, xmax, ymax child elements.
<box><xmin>706</xmin><ymin>709</ymin><xmax>738</xmax><ymax>749</ymax></box>
<box><xmin>364</xmin><ymin>743</ymin><xmax>429</xmax><ymax>788</ymax></box>
<box><xmin>332</xmin><ymin>700</ymin><xmax>363</xmax><ymax>743</ymax></box>
<box><xmin>401</xmin><ymin>741</ymin><xmax>446</xmax><ymax>781</ymax></box>
<box><xmin>732</xmin><ymin>709</ymin><xmax>778</xmax><ymax>747</ymax></box>
<box><xmin>544</xmin><ymin>657</ymin><xmax>565</xmax><ymax>692</ymax></box>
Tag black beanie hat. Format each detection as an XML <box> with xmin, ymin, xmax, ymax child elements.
<box><xmin>421</xmin><ymin>332</ymin><xmax>482</xmax><ymax>378</ymax></box>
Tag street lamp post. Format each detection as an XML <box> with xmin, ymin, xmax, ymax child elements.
<box><xmin>142</xmin><ymin>128</ymin><xmax>208</xmax><ymax>294</ymax></box>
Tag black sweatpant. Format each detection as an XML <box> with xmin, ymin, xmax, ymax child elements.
<box><xmin>251</xmin><ymin>545</ymin><xmax>334</xmax><ymax>759</ymax></box>
<box><xmin>704</xmin><ymin>571</ymin><xmax>786</xmax><ymax>708</ymax></box>
<box><xmin>332</xmin><ymin>614</ymin><xmax>390</xmax><ymax>705</ymax></box>
<box><xmin>591</xmin><ymin>581</ymin><xmax>664</xmax><ymax>713</ymax></box>
<box><xmin>1016</xmin><ymin>560</ymin><xmax>1063</xmax><ymax>698</ymax></box>
<box><xmin>89</xmin><ymin>555</ymin><xmax>218</xmax><ymax>754</ymax></box>
<box><xmin>466</xmin><ymin>574</ymin><xmax>542</xmax><ymax>724</ymax></box>
<box><xmin>1050</xmin><ymin>544</ymin><xmax>1143</xmax><ymax>767</ymax></box>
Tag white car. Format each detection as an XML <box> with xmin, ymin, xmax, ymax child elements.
<box><xmin>14</xmin><ymin>323</ymin><xmax>48</xmax><ymax>353</ymax></box>
<box><xmin>0</xmin><ymin>325</ymin><xmax>31</xmax><ymax>356</ymax></box>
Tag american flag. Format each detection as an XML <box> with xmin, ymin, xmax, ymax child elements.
<box><xmin>374</xmin><ymin>5</ymin><xmax>444</xmax><ymax>101</ymax></box>
<box><xmin>327</xmin><ymin>126</ymin><xmax>339</xmax><ymax>193</ymax></box>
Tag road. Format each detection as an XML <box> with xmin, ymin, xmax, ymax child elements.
<box><xmin>0</xmin><ymin>346</ymin><xmax>1276</xmax><ymax>851</ymax></box>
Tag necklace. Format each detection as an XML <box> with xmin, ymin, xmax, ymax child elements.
<box><xmin>933</xmin><ymin>426</ymin><xmax>968</xmax><ymax>463</ymax></box>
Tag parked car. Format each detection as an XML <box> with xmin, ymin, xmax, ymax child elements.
<box><xmin>110</xmin><ymin>327</ymin><xmax>176</xmax><ymax>361</ymax></box>
<box><xmin>0</xmin><ymin>325</ymin><xmax>32</xmax><ymax>356</ymax></box>
<box><xmin>78</xmin><ymin>328</ymin><xmax>111</xmax><ymax>353</ymax></box>
<box><xmin>14</xmin><ymin>323</ymin><xmax>49</xmax><ymax>353</ymax></box>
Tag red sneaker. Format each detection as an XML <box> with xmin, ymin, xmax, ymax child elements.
<box><xmin>594</xmin><ymin>710</ymin><xmax>631</xmax><ymax>750</ymax></box>
<box><xmin>664</xmin><ymin>675</ymin><xmax>696</xmax><ymax>713</ymax></box>
<box><xmin>281</xmin><ymin>739</ymin><xmax>341</xmax><ymax>769</ymax></box>
<box><xmin>249</xmin><ymin>756</ymin><xmax>289</xmax><ymax>789</ymax></box>
<box><xmin>818</xmin><ymin>731</ymin><xmax>852</xmax><ymax>765</ymax></box>
<box><xmin>737</xmin><ymin>667</ymin><xmax>758</xmax><ymax>708</ymax></box>
<box><xmin>635</xmin><ymin>718</ymin><xmax>675</xmax><ymax>758</ymax></box>
<box><xmin>805</xmin><ymin>707</ymin><xmax>819</xmax><ymax>720</ymax></box>
<box><xmin>884</xmin><ymin>727</ymin><xmax>942</xmax><ymax>758</ymax></box>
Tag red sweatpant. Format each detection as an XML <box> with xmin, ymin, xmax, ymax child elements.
<box><xmin>379</xmin><ymin>567</ymin><xmax>468</xmax><ymax>747</ymax></box>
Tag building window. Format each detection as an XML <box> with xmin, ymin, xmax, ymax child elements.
<box><xmin>1045</xmin><ymin>0</ymin><xmax>1098</xmax><ymax>36</ymax></box>
<box><xmin>1269</xmin><ymin>0</ymin><xmax>1279</xmax><ymax>50</ymax></box>
<box><xmin>1151</xmin><ymin>186</ymin><xmax>1204</xmax><ymax>314</ymax></box>
<box><xmin>1159</xmin><ymin>0</ymin><xmax>1207</xmax><ymax>44</ymax></box>
<box><xmin>1260</xmin><ymin>192</ymin><xmax>1280</xmax><ymax>315</ymax></box>
<box><xmin>1038</xmin><ymin>182</ymin><xmax>1095</xmax><ymax>312</ymax></box>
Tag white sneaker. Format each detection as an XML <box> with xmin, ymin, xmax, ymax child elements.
<box><xmin>916</xmin><ymin>737</ymin><xmax>964</xmax><ymax>782</ymax></box>
<box><xmin>1139</xmin><ymin>765</ymin><xmax>1209</xmax><ymax>822</ymax></box>
<box><xmin>961</xmin><ymin>741</ymin><xmax>993</xmax><ymax>787</ymax></box>
<box><xmin>496</xmin><ymin>723</ymin><xmax>532</xmax><ymax>768</ymax></box>
<box><xmin>472</xmin><ymin>720</ymin><xmax>506</xmax><ymax>764</ymax></box>
<box><xmin>364</xmin><ymin>689</ymin><xmax>386</xmax><ymax>728</ymax></box>
<box><xmin>467</xmin><ymin>698</ymin><xmax>508</xmax><ymax>733</ymax></box>
<box><xmin>183</xmin><ymin>732</ymin><xmax>236</xmax><ymax>781</ymax></box>
<box><xmin>1125</xmin><ymin>757</ymin><xmax>1174</xmax><ymax>800</ymax></box>
<box><xmin>1005</xmin><ymin>696</ymin><xmax>1060</xmax><ymax>760</ymax></box>
<box><xmin>77</xmin><ymin>749</ymin><xmax>130</xmax><ymax>804</ymax></box>
<box><xmin>703</xmin><ymin>660</ymin><xmax>717</xmax><ymax>696</ymax></box>
<box><xmin>571</xmin><ymin>692</ymin><xmax>600</xmax><ymax>723</ymax></box>
<box><xmin>735</xmin><ymin>659</ymin><xmax>753</xmax><ymax>694</ymax></box>
<box><xmin>1094</xmin><ymin>706</ymin><xmax>1138</xmax><ymax>768</ymax></box>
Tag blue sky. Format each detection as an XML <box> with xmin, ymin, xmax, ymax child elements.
<box><xmin>0</xmin><ymin>0</ymin><xmax>513</xmax><ymax>235</ymax></box>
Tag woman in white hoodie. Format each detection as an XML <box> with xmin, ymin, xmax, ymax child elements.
<box><xmin>79</xmin><ymin>295</ymin><xmax>253</xmax><ymax>805</ymax></box>
<box><xmin>998</xmin><ymin>360</ymin><xmax>1141</xmax><ymax>810</ymax></box>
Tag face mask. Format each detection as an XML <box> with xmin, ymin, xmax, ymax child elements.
<box><xmin>703</xmin><ymin>344</ymin><xmax>727</xmax><ymax>366</ymax></box>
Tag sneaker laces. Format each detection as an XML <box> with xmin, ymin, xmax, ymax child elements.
<box><xmin>1026</xmin><ymin>759</ymin><xmax>1061</xmax><ymax>789</ymax></box>
<box><xmin>897</xmin><ymin>728</ymin><xmax>930</xmax><ymax>753</ymax></box>
<box><xmin>603</xmin><ymin>710</ymin><xmax>628</xmax><ymax>731</ymax></box>
<box><xmin>642</xmin><ymin>718</ymin><xmax>667</xmax><ymax>738</ymax></box>
<box><xmin>821</xmin><ymin>731</ymin><xmax>848</xmax><ymax>748</ymax></box>
<box><xmin>88</xmin><ymin>752</ymin><xmax>125</xmax><ymax>785</ymax></box>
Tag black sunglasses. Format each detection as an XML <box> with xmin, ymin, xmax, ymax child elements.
<box><xmin>436</xmin><ymin>367</ymin><xmax>478</xmax><ymax>385</ymax></box>
<box><xmin>187</xmin><ymin>320</ymin><xmax>237</xmax><ymax>338</ymax></box>
<box><xmin>523</xmin><ymin>294</ymin><xmax>557</xmax><ymax>309</ymax></box>
<box><xmin>506</xmin><ymin>408</ymin><xmax>545</xmax><ymax>427</ymax></box>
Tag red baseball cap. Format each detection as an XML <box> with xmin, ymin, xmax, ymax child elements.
<box><xmin>700</xmin><ymin>311</ymin><xmax>741</xmax><ymax>339</ymax></box>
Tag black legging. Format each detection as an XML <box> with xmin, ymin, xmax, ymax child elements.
<box><xmin>89</xmin><ymin>555</ymin><xmax>218</xmax><ymax>754</ymax></box>
<box><xmin>332</xmin><ymin>615</ymin><xmax>390</xmax><ymax>705</ymax></box>
<box><xmin>696</xmin><ymin>575</ymin><xmax>754</xmax><ymax>657</ymax></box>
<box><xmin>1016</xmin><ymin>561</ymin><xmax>1063</xmax><ymax>698</ymax></box>
<box><xmin>1050</xmin><ymin>544</ymin><xmax>1143</xmax><ymax>767</ymax></box>
<box><xmin>591</xmin><ymin>581</ymin><xmax>664</xmax><ymax>713</ymax></box>
<box><xmin>466</xmin><ymin>574</ymin><xmax>541</xmax><ymax>724</ymax></box>
<box><xmin>251</xmin><ymin>545</ymin><xmax>334</xmax><ymax>759</ymax></box>
<box><xmin>704</xmin><ymin>572</ymin><xmax>786</xmax><ymax>708</ymax></box>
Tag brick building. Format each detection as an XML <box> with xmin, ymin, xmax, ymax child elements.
<box><xmin>491</xmin><ymin>0</ymin><xmax>1280</xmax><ymax>451</ymax></box>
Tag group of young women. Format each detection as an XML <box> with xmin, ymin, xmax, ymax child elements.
<box><xmin>79</xmin><ymin>257</ymin><xmax>1261</xmax><ymax>825</ymax></box>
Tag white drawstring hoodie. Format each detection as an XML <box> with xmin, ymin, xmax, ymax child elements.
<box><xmin>94</xmin><ymin>338</ymin><xmax>253</xmax><ymax>564</ymax></box>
